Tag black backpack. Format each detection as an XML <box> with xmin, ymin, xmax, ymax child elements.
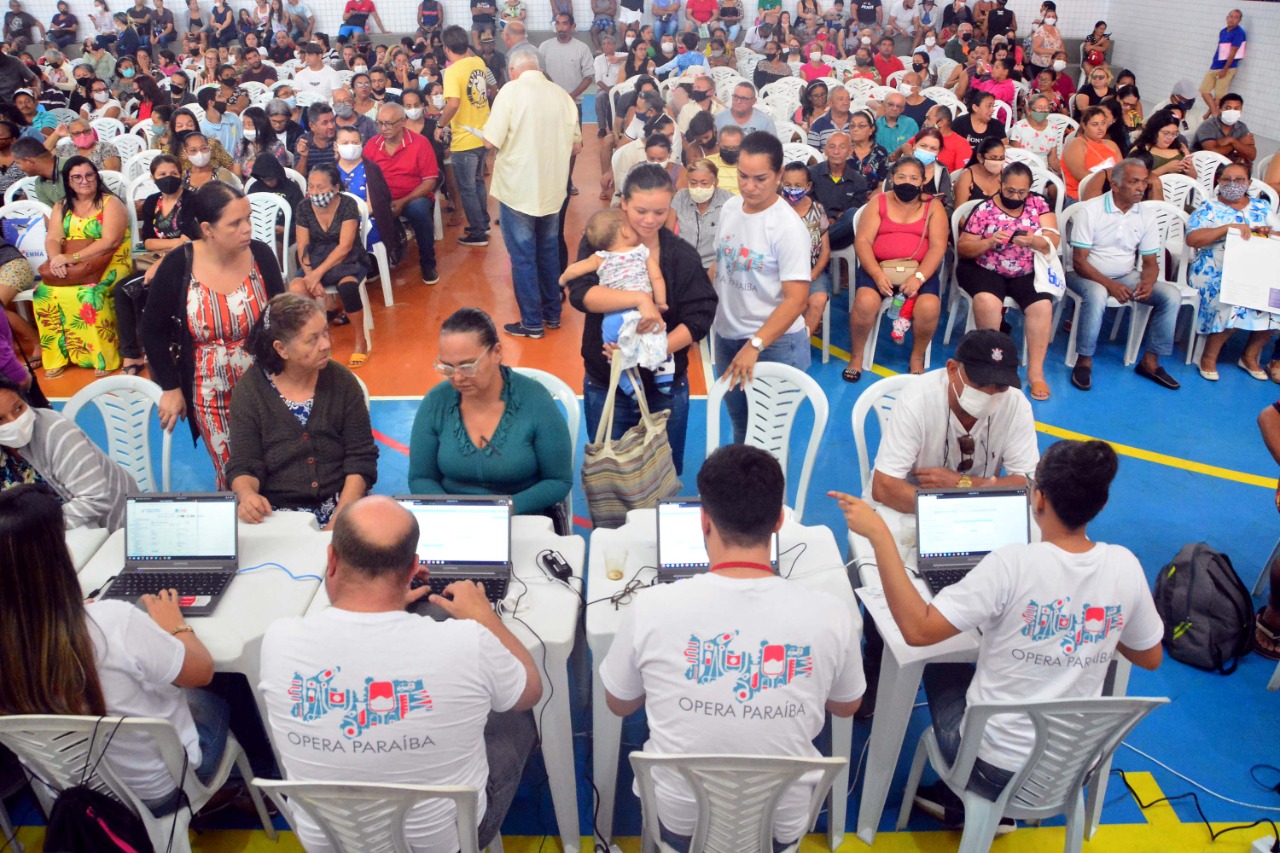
<box><xmin>44</xmin><ymin>785</ymin><xmax>155</xmax><ymax>853</ymax></box>
<box><xmin>1153</xmin><ymin>542</ymin><xmax>1254</xmax><ymax>674</ymax></box>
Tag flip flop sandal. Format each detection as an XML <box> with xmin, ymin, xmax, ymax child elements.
<box><xmin>328</xmin><ymin>312</ymin><xmax>351</xmax><ymax>327</ymax></box>
<box><xmin>1254</xmin><ymin>609</ymin><xmax>1280</xmax><ymax>661</ymax></box>
<box><xmin>122</xmin><ymin>363</ymin><xmax>145</xmax><ymax>376</ymax></box>
<box><xmin>842</xmin><ymin>365</ymin><xmax>862</xmax><ymax>383</ymax></box>
<box><xmin>347</xmin><ymin>352</ymin><xmax>369</xmax><ymax>369</ymax></box>
<box><xmin>44</xmin><ymin>366</ymin><xmax>64</xmax><ymax>379</ymax></box>
<box><xmin>1030</xmin><ymin>380</ymin><xmax>1051</xmax><ymax>401</ymax></box>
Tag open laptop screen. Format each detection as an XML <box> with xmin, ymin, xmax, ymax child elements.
<box><xmin>125</xmin><ymin>495</ymin><xmax>237</xmax><ymax>563</ymax></box>
<box><xmin>396</xmin><ymin>497</ymin><xmax>512</xmax><ymax>566</ymax></box>
<box><xmin>657</xmin><ymin>499</ymin><xmax>778</xmax><ymax>571</ymax></box>
<box><xmin>917</xmin><ymin>489</ymin><xmax>1030</xmax><ymax>561</ymax></box>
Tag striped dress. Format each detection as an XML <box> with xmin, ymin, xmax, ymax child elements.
<box><xmin>18</xmin><ymin>409</ymin><xmax>138</xmax><ymax>531</ymax></box>
<box><xmin>186</xmin><ymin>264</ymin><xmax>271</xmax><ymax>489</ymax></box>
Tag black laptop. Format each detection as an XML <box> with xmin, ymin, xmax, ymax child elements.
<box><xmin>915</xmin><ymin>487</ymin><xmax>1030</xmax><ymax>596</ymax></box>
<box><xmin>656</xmin><ymin>498</ymin><xmax>779</xmax><ymax>583</ymax></box>
<box><xmin>396</xmin><ymin>495</ymin><xmax>514</xmax><ymax>603</ymax></box>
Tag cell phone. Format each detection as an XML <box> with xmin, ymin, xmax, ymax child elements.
<box><xmin>1011</xmin><ymin>229</ymin><xmax>1028</xmax><ymax>240</ymax></box>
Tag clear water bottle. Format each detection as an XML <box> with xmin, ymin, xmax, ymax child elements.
<box><xmin>887</xmin><ymin>291</ymin><xmax>906</xmax><ymax>320</ymax></box>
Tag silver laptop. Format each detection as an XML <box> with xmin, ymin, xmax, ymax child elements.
<box><xmin>916</xmin><ymin>487</ymin><xmax>1030</xmax><ymax>596</ymax></box>
<box><xmin>656</xmin><ymin>498</ymin><xmax>780</xmax><ymax>583</ymax></box>
<box><xmin>395</xmin><ymin>495</ymin><xmax>513</xmax><ymax>603</ymax></box>
<box><xmin>101</xmin><ymin>493</ymin><xmax>239</xmax><ymax>616</ymax></box>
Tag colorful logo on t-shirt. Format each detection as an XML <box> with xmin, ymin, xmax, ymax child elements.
<box><xmin>715</xmin><ymin>237</ymin><xmax>765</xmax><ymax>290</ymax></box>
<box><xmin>289</xmin><ymin>668</ymin><xmax>433</xmax><ymax>739</ymax></box>
<box><xmin>684</xmin><ymin>630</ymin><xmax>813</xmax><ymax>702</ymax></box>
<box><xmin>1021</xmin><ymin>598</ymin><xmax>1124</xmax><ymax>655</ymax></box>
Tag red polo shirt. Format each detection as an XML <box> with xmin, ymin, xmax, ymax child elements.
<box><xmin>873</xmin><ymin>53</ymin><xmax>904</xmax><ymax>82</ymax></box>
<box><xmin>362</xmin><ymin>128</ymin><xmax>438</xmax><ymax>200</ymax></box>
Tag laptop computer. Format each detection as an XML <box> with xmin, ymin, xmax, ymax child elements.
<box><xmin>915</xmin><ymin>486</ymin><xmax>1031</xmax><ymax>596</ymax></box>
<box><xmin>656</xmin><ymin>498</ymin><xmax>780</xmax><ymax>583</ymax></box>
<box><xmin>100</xmin><ymin>493</ymin><xmax>239</xmax><ymax>616</ymax></box>
<box><xmin>395</xmin><ymin>495</ymin><xmax>513</xmax><ymax>603</ymax></box>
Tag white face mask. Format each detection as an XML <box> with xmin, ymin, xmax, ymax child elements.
<box><xmin>1220</xmin><ymin>109</ymin><xmax>1242</xmax><ymax>125</ymax></box>
<box><xmin>242</xmin><ymin>127</ymin><xmax>257</xmax><ymax>141</ymax></box>
<box><xmin>337</xmin><ymin>142</ymin><xmax>362</xmax><ymax>160</ymax></box>
<box><xmin>625</xmin><ymin>36</ymin><xmax>635</xmax><ymax>46</ymax></box>
<box><xmin>0</xmin><ymin>407</ymin><xmax>35</xmax><ymax>448</ymax></box>
<box><xmin>353</xmin><ymin>64</ymin><xmax>367</xmax><ymax>73</ymax></box>
<box><xmin>860</xmin><ymin>36</ymin><xmax>871</xmax><ymax>45</ymax></box>
<box><xmin>405</xmin><ymin>106</ymin><xmax>424</xmax><ymax>120</ymax></box>
<box><xmin>1043</xmin><ymin>16</ymin><xmax>1056</xmax><ymax>25</ymax></box>
<box><xmin>924</xmin><ymin>36</ymin><xmax>936</xmax><ymax>47</ymax></box>
<box><xmin>93</xmin><ymin>91</ymin><xmax>109</xmax><ymax>103</ymax></box>
<box><xmin>952</xmin><ymin>371</ymin><xmax>1000</xmax><ymax>420</ymax></box>
<box><xmin>661</xmin><ymin>42</ymin><xmax>674</xmax><ymax>54</ymax></box>
<box><xmin>687</xmin><ymin>185</ymin><xmax>714</xmax><ymax>203</ymax></box>
<box><xmin>430</xmin><ymin>94</ymin><xmax>445</xmax><ymax>108</ymax></box>
<box><xmin>809</xmin><ymin>50</ymin><xmax>822</xmax><ymax>61</ymax></box>
<box><xmin>188</xmin><ymin>150</ymin><xmax>210</xmax><ymax>167</ymax></box>
<box><xmin>1052</xmin><ymin>59</ymin><xmax>1066</xmax><ymax>72</ymax></box>
<box><xmin>898</xmin><ymin>83</ymin><xmax>914</xmax><ymax>96</ymax></box>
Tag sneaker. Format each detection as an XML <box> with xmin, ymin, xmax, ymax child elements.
<box><xmin>544</xmin><ymin>318</ymin><xmax>561</xmax><ymax>330</ymax></box>
<box><xmin>458</xmin><ymin>234</ymin><xmax>489</xmax><ymax>247</ymax></box>
<box><xmin>422</xmin><ymin>267</ymin><xmax>439</xmax><ymax>286</ymax></box>
<box><xmin>913</xmin><ymin>782</ymin><xmax>1016</xmax><ymax>834</ymax></box>
<box><xmin>503</xmin><ymin>322</ymin><xmax>545</xmax><ymax>339</ymax></box>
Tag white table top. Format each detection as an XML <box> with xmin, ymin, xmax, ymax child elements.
<box><xmin>79</xmin><ymin>511</ymin><xmax>330</xmax><ymax>671</ymax></box>
<box><xmin>67</xmin><ymin>526</ymin><xmax>110</xmax><ymax>571</ymax></box>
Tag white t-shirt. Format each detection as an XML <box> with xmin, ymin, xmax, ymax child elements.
<box><xmin>873</xmin><ymin>369</ymin><xmax>1040</xmax><ymax>487</ymax></box>
<box><xmin>890</xmin><ymin>0</ymin><xmax>918</xmax><ymax>32</ymax></box>
<box><xmin>291</xmin><ymin>64</ymin><xmax>343</xmax><ymax>101</ymax></box>
<box><xmin>712</xmin><ymin>195</ymin><xmax>812</xmax><ymax>339</ymax></box>
<box><xmin>600</xmin><ymin>573</ymin><xmax>865</xmax><ymax>841</ymax></box>
<box><xmin>259</xmin><ymin>608</ymin><xmax>526</xmax><ymax>853</ymax></box>
<box><xmin>931</xmin><ymin>542</ymin><xmax>1164</xmax><ymax>769</ymax></box>
<box><xmin>86</xmin><ymin>600</ymin><xmax>197</xmax><ymax>803</ymax></box>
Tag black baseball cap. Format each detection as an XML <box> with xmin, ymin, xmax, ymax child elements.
<box><xmin>954</xmin><ymin>329</ymin><xmax>1021</xmax><ymax>389</ymax></box>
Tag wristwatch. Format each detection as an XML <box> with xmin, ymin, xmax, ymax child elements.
<box><xmin>957</xmin><ymin>475</ymin><xmax>974</xmax><ymax>488</ymax></box>
<box><xmin>913</xmin><ymin>271</ymin><xmax>926</xmax><ymax>283</ymax></box>
<box><xmin>749</xmin><ymin>335</ymin><xmax>764</xmax><ymax>351</ymax></box>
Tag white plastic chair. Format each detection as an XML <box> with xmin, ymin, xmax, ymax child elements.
<box><xmin>183</xmin><ymin>103</ymin><xmax>206</xmax><ymax>124</ymax></box>
<box><xmin>760</xmin><ymin>77</ymin><xmax>805</xmax><ymax>107</ymax></box>
<box><xmin>90</xmin><ymin>116</ymin><xmax>126</xmax><ymax>140</ymax></box>
<box><xmin>0</xmin><ymin>714</ymin><xmax>275</xmax><ymax>853</ymax></box>
<box><xmin>1075</xmin><ymin>168</ymin><xmax>1105</xmax><ymax>202</ymax></box>
<box><xmin>1001</xmin><ymin>147</ymin><xmax>1042</xmax><ymax>168</ymax></box>
<box><xmin>1251</xmin><ymin>178</ymin><xmax>1279</xmax><ymax>212</ymax></box>
<box><xmin>774</xmin><ymin>121</ymin><xmax>806</xmax><ymax>144</ymax></box>
<box><xmin>851</xmin><ymin>373</ymin><xmax>918</xmax><ymax>495</ymax></box>
<box><xmin>846</xmin><ymin>78</ymin><xmax>877</xmax><ymax>100</ymax></box>
<box><xmin>4</xmin><ymin>175</ymin><xmax>37</xmax><ymax>205</ymax></box>
<box><xmin>343</xmin><ymin>192</ymin><xmax>394</xmax><ymax>308</ymax></box>
<box><xmin>252</xmin><ymin>780</ymin><xmax>493</xmax><ymax>853</ymax></box>
<box><xmin>1255</xmin><ymin>152</ymin><xmax>1275</xmax><ymax>182</ymax></box>
<box><xmin>781</xmin><ymin>142</ymin><xmax>824</xmax><ymax>165</ymax></box>
<box><xmin>62</xmin><ymin>375</ymin><xmax>173</xmax><ymax>492</ymax></box>
<box><xmin>284</xmin><ymin>167</ymin><xmax>307</xmax><ymax>195</ymax></box>
<box><xmin>0</xmin><ymin>199</ymin><xmax>53</xmax><ymax>278</ymax></box>
<box><xmin>896</xmin><ymin>697</ymin><xmax>1168</xmax><ymax>853</ymax></box>
<box><xmin>1190</xmin><ymin>150</ymin><xmax>1231</xmax><ymax>201</ymax></box>
<box><xmin>109</xmin><ymin>131</ymin><xmax>144</xmax><ymax>165</ymax></box>
<box><xmin>942</xmin><ymin>200</ymin><xmax>1030</xmax><ymax>365</ymax></box>
<box><xmin>514</xmin><ymin>366</ymin><xmax>579</xmax><ymax>529</ymax></box>
<box><xmin>1028</xmin><ymin>166</ymin><xmax>1066</xmax><ymax>219</ymax></box>
<box><xmin>126</xmin><ymin>173</ymin><xmax>160</xmax><ymax>251</ymax></box>
<box><xmin>991</xmin><ymin>100</ymin><xmax>1013</xmax><ymax>133</ymax></box>
<box><xmin>735</xmin><ymin>50</ymin><xmax>761</xmax><ymax>79</ymax></box>
<box><xmin>1159</xmin><ymin>173</ymin><xmax>1204</xmax><ymax>212</ymax></box>
<box><xmin>827</xmin><ymin>201</ymin><xmax>864</xmax><ymax>297</ymax></box>
<box><xmin>1045</xmin><ymin>113</ymin><xmax>1078</xmax><ymax>138</ymax></box>
<box><xmin>247</xmin><ymin>191</ymin><xmax>293</xmax><ymax>276</ymax></box>
<box><xmin>630</xmin><ymin>753</ymin><xmax>846</xmax><ymax>853</ymax></box>
<box><xmin>239</xmin><ymin>80</ymin><xmax>270</xmax><ymax>99</ymax></box>
<box><xmin>99</xmin><ymin>169</ymin><xmax>126</xmax><ymax>200</ymax></box>
<box><xmin>706</xmin><ymin>362</ymin><xmax>828</xmax><ymax>522</ymax></box>
<box><xmin>123</xmin><ymin>148</ymin><xmax>163</xmax><ymax>184</ymax></box>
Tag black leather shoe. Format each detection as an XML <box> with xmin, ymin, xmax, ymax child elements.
<box><xmin>1136</xmin><ymin>362</ymin><xmax>1181</xmax><ymax>390</ymax></box>
<box><xmin>1071</xmin><ymin>362</ymin><xmax>1092</xmax><ymax>391</ymax></box>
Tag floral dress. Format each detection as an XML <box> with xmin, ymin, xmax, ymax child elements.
<box><xmin>1189</xmin><ymin>198</ymin><xmax>1280</xmax><ymax>335</ymax></box>
<box><xmin>186</xmin><ymin>264</ymin><xmax>270</xmax><ymax>489</ymax></box>
<box><xmin>33</xmin><ymin>203</ymin><xmax>130</xmax><ymax>373</ymax></box>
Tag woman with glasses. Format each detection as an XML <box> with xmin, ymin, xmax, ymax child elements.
<box><xmin>847</xmin><ymin>108</ymin><xmax>890</xmax><ymax>186</ymax></box>
<box><xmin>47</xmin><ymin>117</ymin><xmax>122</xmax><ymax>173</ymax></box>
<box><xmin>36</xmin><ymin>156</ymin><xmax>130</xmax><ymax>379</ymax></box>
<box><xmin>408</xmin><ymin>307</ymin><xmax>572</xmax><ymax>531</ymax></box>
<box><xmin>350</xmin><ymin>72</ymin><xmax>379</xmax><ymax>122</ymax></box>
<box><xmin>226</xmin><ymin>293</ymin><xmax>376</xmax><ymax>528</ymax></box>
<box><xmin>1129</xmin><ymin>109</ymin><xmax>1195</xmax><ymax>182</ymax></box>
<box><xmin>1073</xmin><ymin>65</ymin><xmax>1114</xmax><ymax>121</ymax></box>
<box><xmin>953</xmin><ymin>137</ymin><xmax>1005</xmax><ymax>208</ymax></box>
<box><xmin>957</xmin><ymin>161</ymin><xmax>1059</xmax><ymax>400</ymax></box>
<box><xmin>1187</xmin><ymin>162</ymin><xmax>1277</xmax><ymax>381</ymax></box>
<box><xmin>181</xmin><ymin>130</ymin><xmax>240</xmax><ymax>190</ymax></box>
<box><xmin>80</xmin><ymin>78</ymin><xmax>122</xmax><ymax>123</ymax></box>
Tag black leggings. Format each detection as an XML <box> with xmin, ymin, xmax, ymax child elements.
<box><xmin>296</xmin><ymin>259</ymin><xmax>366</xmax><ymax>314</ymax></box>
<box><xmin>114</xmin><ymin>273</ymin><xmax>147</xmax><ymax>360</ymax></box>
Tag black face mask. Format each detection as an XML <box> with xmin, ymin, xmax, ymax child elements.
<box><xmin>765</xmin><ymin>51</ymin><xmax>778</xmax><ymax>60</ymax></box>
<box><xmin>720</xmin><ymin>147</ymin><xmax>740</xmax><ymax>164</ymax></box>
<box><xmin>891</xmin><ymin>182</ymin><xmax>922</xmax><ymax>202</ymax></box>
<box><xmin>999</xmin><ymin>192</ymin><xmax>1026</xmax><ymax>211</ymax></box>
<box><xmin>912</xmin><ymin>62</ymin><xmax>927</xmax><ymax>73</ymax></box>
<box><xmin>692</xmin><ymin>89</ymin><xmax>709</xmax><ymax>102</ymax></box>
<box><xmin>220</xmin><ymin>76</ymin><xmax>235</xmax><ymax>86</ymax></box>
<box><xmin>155</xmin><ymin>174</ymin><xmax>182</xmax><ymax>194</ymax></box>
<box><xmin>960</xmin><ymin>32</ymin><xmax>971</xmax><ymax>41</ymax></box>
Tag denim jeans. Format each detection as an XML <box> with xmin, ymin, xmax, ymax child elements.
<box><xmin>583</xmin><ymin>371</ymin><xmax>690</xmax><ymax>476</ymax></box>
<box><xmin>143</xmin><ymin>687</ymin><xmax>231</xmax><ymax>816</ymax></box>
<box><xmin>450</xmin><ymin>147</ymin><xmax>489</xmax><ymax>238</ymax></box>
<box><xmin>1065</xmin><ymin>268</ymin><xmax>1178</xmax><ymax>358</ymax></box>
<box><xmin>713</xmin><ymin>329</ymin><xmax>812</xmax><ymax>445</ymax></box>
<box><xmin>476</xmin><ymin>709</ymin><xmax>538</xmax><ymax>848</ymax></box>
<box><xmin>922</xmin><ymin>663</ymin><xmax>1016</xmax><ymax>802</ymax></box>
<box><xmin>400</xmin><ymin>195</ymin><xmax>437</xmax><ymax>275</ymax></box>
<box><xmin>653</xmin><ymin>15</ymin><xmax>678</xmax><ymax>41</ymax></box>
<box><xmin>499</xmin><ymin>202</ymin><xmax>561</xmax><ymax>330</ymax></box>
<box><xmin>828</xmin><ymin>211</ymin><xmax>855</xmax><ymax>250</ymax></box>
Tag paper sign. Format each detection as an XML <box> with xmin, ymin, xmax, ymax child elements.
<box><xmin>1219</xmin><ymin>230</ymin><xmax>1280</xmax><ymax>314</ymax></box>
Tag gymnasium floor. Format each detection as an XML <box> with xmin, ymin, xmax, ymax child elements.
<box><xmin>12</xmin><ymin>118</ymin><xmax>1280</xmax><ymax>852</ymax></box>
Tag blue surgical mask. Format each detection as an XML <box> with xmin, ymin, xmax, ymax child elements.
<box><xmin>283</xmin><ymin>96</ymin><xmax>296</xmax><ymax>108</ymax></box>
<box><xmin>913</xmin><ymin>147</ymin><xmax>937</xmax><ymax>166</ymax></box>
<box><xmin>418</xmin><ymin>75</ymin><xmax>431</xmax><ymax>88</ymax></box>
<box><xmin>122</xmin><ymin>67</ymin><xmax>136</xmax><ymax>78</ymax></box>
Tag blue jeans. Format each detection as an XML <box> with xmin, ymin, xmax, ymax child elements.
<box><xmin>337</xmin><ymin>24</ymin><xmax>365</xmax><ymax>38</ymax></box>
<box><xmin>500</xmin><ymin>202</ymin><xmax>561</xmax><ymax>330</ymax></box>
<box><xmin>1066</xmin><ymin>268</ymin><xmax>1178</xmax><ymax>358</ymax></box>
<box><xmin>400</xmin><ymin>196</ymin><xmax>437</xmax><ymax>275</ymax></box>
<box><xmin>922</xmin><ymin>663</ymin><xmax>1016</xmax><ymax>802</ymax></box>
<box><xmin>476</xmin><ymin>709</ymin><xmax>538</xmax><ymax>847</ymax></box>
<box><xmin>583</xmin><ymin>371</ymin><xmax>690</xmax><ymax>476</ymax></box>
<box><xmin>451</xmin><ymin>147</ymin><xmax>489</xmax><ymax>238</ymax></box>
<box><xmin>143</xmin><ymin>687</ymin><xmax>231</xmax><ymax>816</ymax></box>
<box><xmin>713</xmin><ymin>329</ymin><xmax>812</xmax><ymax>445</ymax></box>
<box><xmin>653</xmin><ymin>15</ymin><xmax>678</xmax><ymax>41</ymax></box>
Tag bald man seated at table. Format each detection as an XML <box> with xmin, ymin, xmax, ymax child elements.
<box><xmin>258</xmin><ymin>495</ymin><xmax>541</xmax><ymax>852</ymax></box>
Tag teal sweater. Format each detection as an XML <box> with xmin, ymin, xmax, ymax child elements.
<box><xmin>407</xmin><ymin>367</ymin><xmax>573</xmax><ymax>515</ymax></box>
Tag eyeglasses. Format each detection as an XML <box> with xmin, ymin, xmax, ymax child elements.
<box><xmin>434</xmin><ymin>347</ymin><xmax>491</xmax><ymax>377</ymax></box>
<box><xmin>999</xmin><ymin>186</ymin><xmax>1030</xmax><ymax>198</ymax></box>
<box><xmin>376</xmin><ymin>118</ymin><xmax>404</xmax><ymax>127</ymax></box>
<box><xmin>1220</xmin><ymin>177</ymin><xmax>1250</xmax><ymax>186</ymax></box>
<box><xmin>957</xmin><ymin>433</ymin><xmax>975</xmax><ymax>473</ymax></box>
<box><xmin>732</xmin><ymin>94</ymin><xmax>754</xmax><ymax>102</ymax></box>
<box><xmin>68</xmin><ymin>173</ymin><xmax>97</xmax><ymax>183</ymax></box>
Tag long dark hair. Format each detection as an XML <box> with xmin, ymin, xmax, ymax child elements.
<box><xmin>1132</xmin><ymin>108</ymin><xmax>1181</xmax><ymax>154</ymax></box>
<box><xmin>134</xmin><ymin>72</ymin><xmax>164</xmax><ymax>105</ymax></box>
<box><xmin>60</xmin><ymin>155</ymin><xmax>107</xmax><ymax>208</ymax></box>
<box><xmin>167</xmin><ymin>106</ymin><xmax>200</xmax><ymax>158</ymax></box>
<box><xmin>622</xmin><ymin>161</ymin><xmax>676</xmax><ymax>200</ymax></box>
<box><xmin>0</xmin><ymin>484</ymin><xmax>108</xmax><ymax>716</ymax></box>
<box><xmin>190</xmin><ymin>179</ymin><xmax>245</xmax><ymax>226</ymax></box>
<box><xmin>800</xmin><ymin>80</ymin><xmax>828</xmax><ymax>124</ymax></box>
<box><xmin>238</xmin><ymin>106</ymin><xmax>278</xmax><ymax>155</ymax></box>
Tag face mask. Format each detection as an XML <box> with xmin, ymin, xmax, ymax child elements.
<box><xmin>912</xmin><ymin>62</ymin><xmax>927</xmax><ymax>73</ymax></box>
<box><xmin>155</xmin><ymin>174</ymin><xmax>182</xmax><ymax>194</ymax></box>
<box><xmin>0</xmin><ymin>407</ymin><xmax>35</xmax><ymax>448</ymax></box>
<box><xmin>242</xmin><ymin>127</ymin><xmax>257</xmax><ymax>141</ymax></box>
<box><xmin>353</xmin><ymin>64</ymin><xmax>367</xmax><ymax>73</ymax></box>
<box><xmin>1220</xmin><ymin>109</ymin><xmax>1241</xmax><ymax>126</ymax></box>
<box><xmin>338</xmin><ymin>142</ymin><xmax>362</xmax><ymax>160</ymax></box>
<box><xmin>855</xmin><ymin>56</ymin><xmax>869</xmax><ymax>66</ymax></box>
<box><xmin>310</xmin><ymin>190</ymin><xmax>334</xmax><ymax>206</ymax></box>
<box><xmin>283</xmin><ymin>96</ymin><xmax>296</xmax><ymax>108</ymax></box>
<box><xmin>122</xmin><ymin>67</ymin><xmax>136</xmax><ymax>78</ymax></box>
<box><xmin>625</xmin><ymin>36</ymin><xmax>635</xmax><ymax>46</ymax></box>
<box><xmin>891</xmin><ymin>182</ymin><xmax>921</xmax><ymax>202</ymax></box>
<box><xmin>1219</xmin><ymin>181</ymin><xmax>1248</xmax><ymax>202</ymax></box>
<box><xmin>924</xmin><ymin>36</ymin><xmax>936</xmax><ymax>47</ymax></box>
<box><xmin>661</xmin><ymin>42</ymin><xmax>674</xmax><ymax>54</ymax></box>
<box><xmin>898</xmin><ymin>83</ymin><xmax>914</xmax><ymax>97</ymax></box>
<box><xmin>188</xmin><ymin>150</ymin><xmax>210</xmax><ymax>167</ymax></box>
<box><xmin>692</xmin><ymin>89</ymin><xmax>709</xmax><ymax>102</ymax></box>
<box><xmin>809</xmin><ymin>51</ymin><xmax>822</xmax><ymax>61</ymax></box>
<box><xmin>860</xmin><ymin>36</ymin><xmax>871</xmax><ymax>45</ymax></box>
<box><xmin>999</xmin><ymin>191</ymin><xmax>1025</xmax><ymax>210</ymax></box>
<box><xmin>953</xmin><ymin>373</ymin><xmax>999</xmax><ymax>419</ymax></box>
<box><xmin>1052</xmin><ymin>59</ymin><xmax>1066</xmax><ymax>72</ymax></box>
<box><xmin>960</xmin><ymin>32</ymin><xmax>970</xmax><ymax>42</ymax></box>
<box><xmin>765</xmin><ymin>52</ymin><xmax>777</xmax><ymax>60</ymax></box>
<box><xmin>688</xmin><ymin>185</ymin><xmax>714</xmax><ymax>203</ymax></box>
<box><xmin>913</xmin><ymin>147</ymin><xmax>937</xmax><ymax>166</ymax></box>
<box><xmin>720</xmin><ymin>147</ymin><xmax>739</xmax><ymax>165</ymax></box>
<box><xmin>430</xmin><ymin>94</ymin><xmax>445</xmax><ymax>108</ymax></box>
<box><xmin>1029</xmin><ymin>110</ymin><xmax>1050</xmax><ymax>123</ymax></box>
<box><xmin>93</xmin><ymin>91</ymin><xmax>109</xmax><ymax>103</ymax></box>
<box><xmin>781</xmin><ymin>185</ymin><xmax>807</xmax><ymax>204</ymax></box>
<box><xmin>1043</xmin><ymin>16</ymin><xmax>1056</xmax><ymax>25</ymax></box>
<box><xmin>711</xmin><ymin>48</ymin><xmax>724</xmax><ymax>57</ymax></box>
<box><xmin>152</xmin><ymin>121</ymin><xmax>165</xmax><ymax>134</ymax></box>
<box><xmin>333</xmin><ymin>101</ymin><xmax>354</xmax><ymax>118</ymax></box>
<box><xmin>418</xmin><ymin>75</ymin><xmax>433</xmax><ymax>89</ymax></box>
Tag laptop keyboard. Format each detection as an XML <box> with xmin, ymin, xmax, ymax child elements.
<box><xmin>102</xmin><ymin>571</ymin><xmax>233</xmax><ymax>600</ymax></box>
<box><xmin>411</xmin><ymin>575</ymin><xmax>509</xmax><ymax>603</ymax></box>
<box><xmin>923</xmin><ymin>567</ymin><xmax>972</xmax><ymax>597</ymax></box>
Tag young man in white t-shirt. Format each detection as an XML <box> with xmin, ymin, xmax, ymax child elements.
<box><xmin>833</xmin><ymin>438</ymin><xmax>1162</xmax><ymax>827</ymax></box>
<box><xmin>602</xmin><ymin>445</ymin><xmax>865</xmax><ymax>852</ymax></box>
<box><xmin>259</xmin><ymin>496</ymin><xmax>542</xmax><ymax>852</ymax></box>
<box><xmin>711</xmin><ymin>130</ymin><xmax>813</xmax><ymax>443</ymax></box>
<box><xmin>291</xmin><ymin>42</ymin><xmax>343</xmax><ymax>102</ymax></box>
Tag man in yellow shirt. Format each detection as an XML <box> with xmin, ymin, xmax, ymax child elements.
<box><xmin>440</xmin><ymin>24</ymin><xmax>493</xmax><ymax>247</ymax></box>
<box><xmin>704</xmin><ymin>126</ymin><xmax>743</xmax><ymax>196</ymax></box>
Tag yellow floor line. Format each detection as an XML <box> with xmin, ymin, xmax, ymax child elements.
<box><xmin>817</xmin><ymin>338</ymin><xmax>1279</xmax><ymax>490</ymax></box>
